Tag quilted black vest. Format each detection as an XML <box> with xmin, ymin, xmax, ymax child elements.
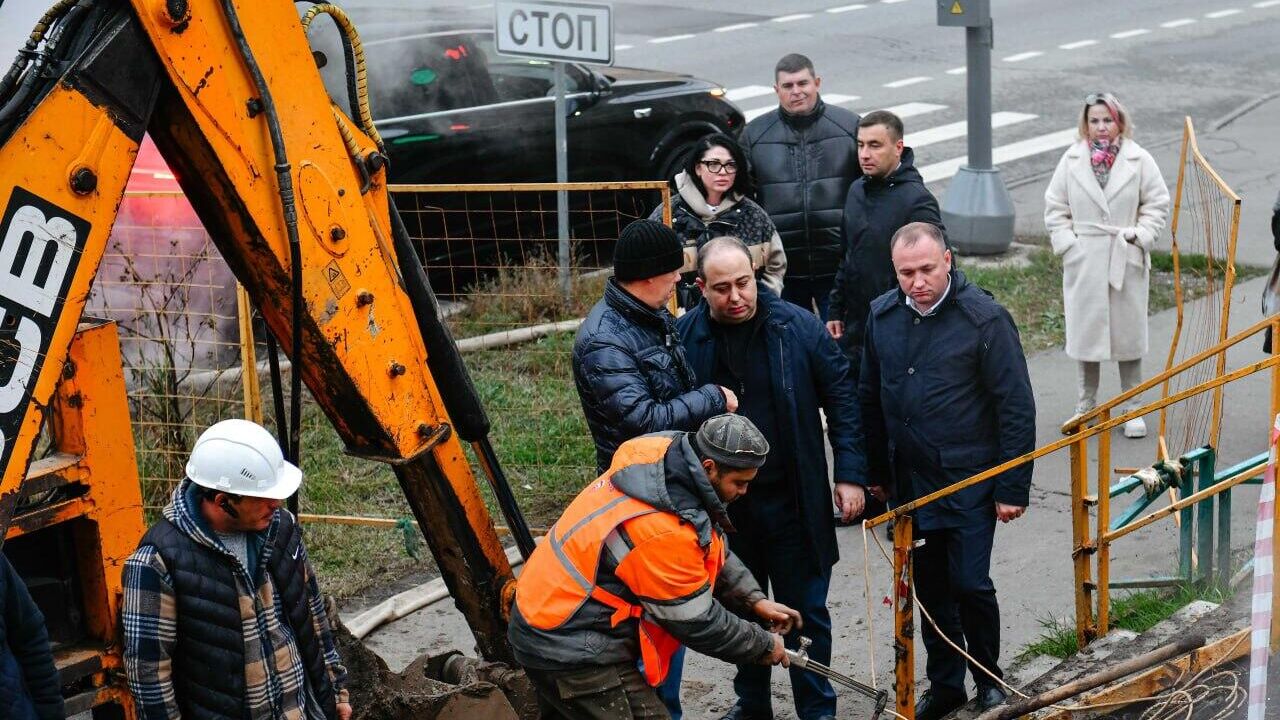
<box><xmin>140</xmin><ymin>511</ymin><xmax>337</xmax><ymax>719</ymax></box>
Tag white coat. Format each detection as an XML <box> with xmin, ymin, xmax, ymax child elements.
<box><xmin>1044</xmin><ymin>138</ymin><xmax>1170</xmax><ymax>362</ymax></box>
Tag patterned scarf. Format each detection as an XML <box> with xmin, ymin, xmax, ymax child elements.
<box><xmin>1090</xmin><ymin>138</ymin><xmax>1120</xmax><ymax>187</ymax></box>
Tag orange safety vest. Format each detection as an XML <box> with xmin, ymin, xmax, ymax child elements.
<box><xmin>514</xmin><ymin>434</ymin><xmax>726</xmax><ymax>686</ymax></box>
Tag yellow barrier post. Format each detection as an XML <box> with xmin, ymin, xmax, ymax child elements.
<box><xmin>1071</xmin><ymin>434</ymin><xmax>1095</xmax><ymax>647</ymax></box>
<box><xmin>894</xmin><ymin>515</ymin><xmax>916</xmax><ymax>720</ymax></box>
<box><xmin>1096</xmin><ymin>409</ymin><xmax>1112</xmax><ymax>634</ymax></box>
<box><xmin>236</xmin><ymin>283</ymin><xmax>264</xmax><ymax>424</ymax></box>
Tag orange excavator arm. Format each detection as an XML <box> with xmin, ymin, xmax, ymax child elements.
<box><xmin>0</xmin><ymin>0</ymin><xmax>525</xmax><ymax>662</ymax></box>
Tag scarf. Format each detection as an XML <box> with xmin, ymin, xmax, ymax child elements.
<box><xmin>1090</xmin><ymin>138</ymin><xmax>1120</xmax><ymax>187</ymax></box>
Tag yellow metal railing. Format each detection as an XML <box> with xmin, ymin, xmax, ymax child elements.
<box><xmin>864</xmin><ymin>313</ymin><xmax>1280</xmax><ymax>717</ymax></box>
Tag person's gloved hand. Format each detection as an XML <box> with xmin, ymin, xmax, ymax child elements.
<box><xmin>1271</xmin><ymin>207</ymin><xmax>1279</xmax><ymax>252</ymax></box>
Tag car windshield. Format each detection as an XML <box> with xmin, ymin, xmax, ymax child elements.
<box><xmin>346</xmin><ymin>32</ymin><xmax>586</xmax><ymax>120</ymax></box>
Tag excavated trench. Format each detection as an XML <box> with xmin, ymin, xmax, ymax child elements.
<box><xmin>332</xmin><ymin>613</ymin><xmax>540</xmax><ymax>720</ymax></box>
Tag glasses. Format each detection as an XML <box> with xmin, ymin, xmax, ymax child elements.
<box><xmin>1085</xmin><ymin>92</ymin><xmax>1110</xmax><ymax>105</ymax></box>
<box><xmin>699</xmin><ymin>159</ymin><xmax>738</xmax><ymax>174</ymax></box>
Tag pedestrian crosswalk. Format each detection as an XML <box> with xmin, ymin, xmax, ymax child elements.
<box><xmin>729</xmin><ymin>88</ymin><xmax>1077</xmax><ymax>185</ymax></box>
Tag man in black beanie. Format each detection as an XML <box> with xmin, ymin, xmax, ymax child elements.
<box><xmin>572</xmin><ymin>218</ymin><xmax>739</xmax><ymax>718</ymax></box>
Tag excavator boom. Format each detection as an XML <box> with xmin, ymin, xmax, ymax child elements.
<box><xmin>0</xmin><ymin>0</ymin><xmax>517</xmax><ymax>663</ymax></box>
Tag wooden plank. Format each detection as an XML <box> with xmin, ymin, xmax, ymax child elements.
<box><xmin>1039</xmin><ymin>628</ymin><xmax>1249</xmax><ymax>720</ymax></box>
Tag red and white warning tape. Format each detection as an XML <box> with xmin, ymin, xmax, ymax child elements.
<box><xmin>1247</xmin><ymin>414</ymin><xmax>1279</xmax><ymax>720</ymax></box>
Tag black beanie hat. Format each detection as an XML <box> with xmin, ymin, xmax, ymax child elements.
<box><xmin>614</xmin><ymin>220</ymin><xmax>684</xmax><ymax>281</ymax></box>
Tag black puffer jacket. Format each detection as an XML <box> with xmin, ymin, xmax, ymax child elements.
<box><xmin>743</xmin><ymin>99</ymin><xmax>861</xmax><ymax>281</ymax></box>
<box><xmin>829</xmin><ymin>148</ymin><xmax>944</xmax><ymax>353</ymax></box>
<box><xmin>573</xmin><ymin>279</ymin><xmax>726</xmax><ymax>471</ymax></box>
<box><xmin>0</xmin><ymin>555</ymin><xmax>62</xmax><ymax>720</ymax></box>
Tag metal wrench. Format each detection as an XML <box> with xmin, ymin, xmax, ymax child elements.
<box><xmin>786</xmin><ymin>637</ymin><xmax>889</xmax><ymax>719</ymax></box>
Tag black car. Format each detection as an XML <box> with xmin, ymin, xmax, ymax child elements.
<box><xmin>334</xmin><ymin>28</ymin><xmax>744</xmax><ymax>184</ymax></box>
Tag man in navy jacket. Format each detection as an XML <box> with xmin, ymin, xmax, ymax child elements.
<box><xmin>679</xmin><ymin>237</ymin><xmax>868</xmax><ymax>720</ymax></box>
<box><xmin>859</xmin><ymin>222</ymin><xmax>1035</xmax><ymax>720</ymax></box>
<box><xmin>0</xmin><ymin>553</ymin><xmax>63</xmax><ymax>720</ymax></box>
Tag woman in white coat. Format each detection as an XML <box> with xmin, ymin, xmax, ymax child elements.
<box><xmin>1045</xmin><ymin>93</ymin><xmax>1170</xmax><ymax>438</ymax></box>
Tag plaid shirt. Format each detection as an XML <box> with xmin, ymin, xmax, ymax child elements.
<box><xmin>122</xmin><ymin>483</ymin><xmax>349</xmax><ymax>719</ymax></box>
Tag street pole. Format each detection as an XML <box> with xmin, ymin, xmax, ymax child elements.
<box><xmin>937</xmin><ymin>0</ymin><xmax>1014</xmax><ymax>255</ymax></box>
<box><xmin>554</xmin><ymin>61</ymin><xmax>571</xmax><ymax>302</ymax></box>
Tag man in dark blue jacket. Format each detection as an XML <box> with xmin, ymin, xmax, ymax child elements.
<box><xmin>859</xmin><ymin>222</ymin><xmax>1035</xmax><ymax>720</ymax></box>
<box><xmin>0</xmin><ymin>553</ymin><xmax>63</xmax><ymax>720</ymax></box>
<box><xmin>679</xmin><ymin>237</ymin><xmax>868</xmax><ymax>720</ymax></box>
<box><xmin>573</xmin><ymin>219</ymin><xmax>735</xmax><ymax>474</ymax></box>
<box><xmin>827</xmin><ymin>110</ymin><xmax>944</xmax><ymax>377</ymax></box>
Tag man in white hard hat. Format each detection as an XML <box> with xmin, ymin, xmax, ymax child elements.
<box><xmin>122</xmin><ymin>419</ymin><xmax>351</xmax><ymax>720</ymax></box>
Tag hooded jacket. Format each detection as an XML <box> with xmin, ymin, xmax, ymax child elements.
<box><xmin>507</xmin><ymin>432</ymin><xmax>774</xmax><ymax>674</ymax></box>
<box><xmin>573</xmin><ymin>279</ymin><xmax>726</xmax><ymax>472</ymax></box>
<box><xmin>123</xmin><ymin>481</ymin><xmax>349</xmax><ymax>720</ymax></box>
<box><xmin>648</xmin><ymin>170</ymin><xmax>786</xmax><ymax>308</ymax></box>
<box><xmin>858</xmin><ymin>270</ymin><xmax>1036</xmax><ymax>530</ymax></box>
<box><xmin>743</xmin><ymin>99</ymin><xmax>861</xmax><ymax>281</ymax></box>
<box><xmin>0</xmin><ymin>554</ymin><xmax>62</xmax><ymax>720</ymax></box>
<box><xmin>829</xmin><ymin>147</ymin><xmax>945</xmax><ymax>353</ymax></box>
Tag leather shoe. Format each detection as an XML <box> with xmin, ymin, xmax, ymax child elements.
<box><xmin>719</xmin><ymin>706</ymin><xmax>772</xmax><ymax>720</ymax></box>
<box><xmin>975</xmin><ymin>685</ymin><xmax>1009</xmax><ymax>712</ymax></box>
<box><xmin>914</xmin><ymin>690</ymin><xmax>966</xmax><ymax>720</ymax></box>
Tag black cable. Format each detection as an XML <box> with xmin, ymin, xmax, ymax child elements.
<box><xmin>0</xmin><ymin>0</ymin><xmax>95</xmax><ymax>136</ymax></box>
<box><xmin>264</xmin><ymin>332</ymin><xmax>291</xmax><ymax>471</ymax></box>
<box><xmin>217</xmin><ymin>0</ymin><xmax>305</xmax><ymax>482</ymax></box>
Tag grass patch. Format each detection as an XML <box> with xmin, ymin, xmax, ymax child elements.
<box><xmin>1019</xmin><ymin>582</ymin><xmax>1232</xmax><ymax>660</ymax></box>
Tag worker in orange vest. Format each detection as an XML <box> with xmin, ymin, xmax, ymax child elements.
<box><xmin>508</xmin><ymin>414</ymin><xmax>801</xmax><ymax>719</ymax></box>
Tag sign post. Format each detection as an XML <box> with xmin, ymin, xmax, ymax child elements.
<box><xmin>936</xmin><ymin>0</ymin><xmax>1014</xmax><ymax>255</ymax></box>
<box><xmin>495</xmin><ymin>1</ymin><xmax>613</xmax><ymax>300</ymax></box>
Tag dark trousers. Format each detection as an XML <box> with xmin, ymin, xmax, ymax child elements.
<box><xmin>782</xmin><ymin>276</ymin><xmax>834</xmax><ymax>321</ymax></box>
<box><xmin>914</xmin><ymin>516</ymin><xmax>1003</xmax><ymax>700</ymax></box>
<box><xmin>526</xmin><ymin>663</ymin><xmax>671</xmax><ymax>720</ymax></box>
<box><xmin>728</xmin><ymin>484</ymin><xmax>836</xmax><ymax>719</ymax></box>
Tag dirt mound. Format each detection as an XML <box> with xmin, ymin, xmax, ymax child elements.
<box><xmin>331</xmin><ymin>607</ymin><xmax>538</xmax><ymax>720</ymax></box>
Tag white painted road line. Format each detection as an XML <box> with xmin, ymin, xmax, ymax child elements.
<box><xmin>946</xmin><ymin>66</ymin><xmax>967</xmax><ymax>75</ymax></box>
<box><xmin>882</xmin><ymin>0</ymin><xmax>909</xmax><ymax>4</ymax></box>
<box><xmin>649</xmin><ymin>33</ymin><xmax>695</xmax><ymax>44</ymax></box>
<box><xmin>879</xmin><ymin>102</ymin><xmax>948</xmax><ymax>119</ymax></box>
<box><xmin>919</xmin><ymin>128</ymin><xmax>1077</xmax><ymax>184</ymax></box>
<box><xmin>714</xmin><ymin>22</ymin><xmax>757</xmax><ymax>32</ymax></box>
<box><xmin>1059</xmin><ymin>39</ymin><xmax>1099</xmax><ymax>50</ymax></box>
<box><xmin>773</xmin><ymin>13</ymin><xmax>813</xmax><ymax>22</ymax></box>
<box><xmin>884</xmin><ymin>76</ymin><xmax>932</xmax><ymax>88</ymax></box>
<box><xmin>907</xmin><ymin>112</ymin><xmax>1037</xmax><ymax>150</ymax></box>
<box><xmin>1256</xmin><ymin>0</ymin><xmax>1280</xmax><ymax>8</ymax></box>
<box><xmin>725</xmin><ymin>85</ymin><xmax>775</xmax><ymax>102</ymax></box>
<box><xmin>743</xmin><ymin>107</ymin><xmax>775</xmax><ymax>122</ymax></box>
<box><xmin>1111</xmin><ymin>28</ymin><xmax>1151</xmax><ymax>38</ymax></box>
<box><xmin>1206</xmin><ymin>8</ymin><xmax>1243</xmax><ymax>17</ymax></box>
<box><xmin>823</xmin><ymin>94</ymin><xmax>861</xmax><ymax>105</ymax></box>
<box><xmin>616</xmin><ymin>44</ymin><xmax>633</xmax><ymax>51</ymax></box>
<box><xmin>826</xmin><ymin>3</ymin><xmax>868</xmax><ymax>12</ymax></box>
<box><xmin>1003</xmin><ymin>51</ymin><xmax>1044</xmax><ymax>63</ymax></box>
<box><xmin>1160</xmin><ymin>18</ymin><xmax>1197</xmax><ymax>28</ymax></box>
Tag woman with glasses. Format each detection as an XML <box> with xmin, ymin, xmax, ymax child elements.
<box><xmin>649</xmin><ymin>133</ymin><xmax>786</xmax><ymax>309</ymax></box>
<box><xmin>1045</xmin><ymin>92</ymin><xmax>1170</xmax><ymax>438</ymax></box>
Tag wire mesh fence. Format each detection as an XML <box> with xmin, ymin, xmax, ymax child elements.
<box><xmin>86</xmin><ymin>190</ymin><xmax>244</xmax><ymax>510</ymax></box>
<box><xmin>392</xmin><ymin>181</ymin><xmax>670</xmax><ymax>524</ymax></box>
<box><xmin>1157</xmin><ymin>117</ymin><xmax>1241</xmax><ymax>455</ymax></box>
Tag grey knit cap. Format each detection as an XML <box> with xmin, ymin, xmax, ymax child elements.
<box><xmin>694</xmin><ymin>414</ymin><xmax>770</xmax><ymax>469</ymax></box>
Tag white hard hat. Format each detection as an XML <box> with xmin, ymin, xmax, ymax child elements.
<box><xmin>185</xmin><ymin>419</ymin><xmax>302</xmax><ymax>500</ymax></box>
